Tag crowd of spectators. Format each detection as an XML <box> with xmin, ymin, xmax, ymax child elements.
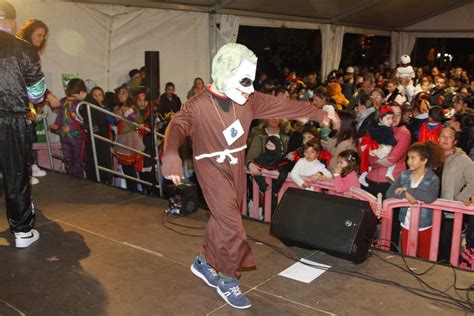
<box><xmin>243</xmin><ymin>55</ymin><xmax>474</xmax><ymax>260</ymax></box>
<box><xmin>27</xmin><ymin>31</ymin><xmax>473</xmax><ymax>261</ymax></box>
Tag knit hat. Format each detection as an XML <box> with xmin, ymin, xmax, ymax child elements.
<box><xmin>400</xmin><ymin>55</ymin><xmax>411</xmax><ymax>66</ymax></box>
<box><xmin>0</xmin><ymin>2</ymin><xmax>16</xmax><ymax>20</ymax></box>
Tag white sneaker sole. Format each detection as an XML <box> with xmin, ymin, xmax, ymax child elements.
<box><xmin>15</xmin><ymin>230</ymin><xmax>40</xmax><ymax>248</ymax></box>
<box><xmin>33</xmin><ymin>171</ymin><xmax>47</xmax><ymax>177</ymax></box>
<box><xmin>190</xmin><ymin>264</ymin><xmax>217</xmax><ymax>288</ymax></box>
<box><xmin>216</xmin><ymin>286</ymin><xmax>252</xmax><ymax>309</ymax></box>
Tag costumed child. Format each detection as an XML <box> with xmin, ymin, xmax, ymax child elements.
<box><xmin>162</xmin><ymin>43</ymin><xmax>338</xmax><ymax>310</ymax></box>
<box><xmin>386</xmin><ymin>141</ymin><xmax>443</xmax><ymax>260</ymax></box>
<box><xmin>113</xmin><ymin>97</ymin><xmax>145</xmax><ymax>190</ymax></box>
<box><xmin>290</xmin><ymin>139</ymin><xmax>332</xmax><ymax>189</ymax></box>
<box><xmin>49</xmin><ymin>78</ymin><xmax>87</xmax><ymax>178</ymax></box>
<box><xmin>251</xmin><ymin>135</ymin><xmax>289</xmax><ymax>193</ymax></box>
<box><xmin>333</xmin><ymin>149</ymin><xmax>361</xmax><ymax>193</ymax></box>
<box><xmin>418</xmin><ymin>106</ymin><xmax>444</xmax><ymax>143</ymax></box>
<box><xmin>359</xmin><ymin>106</ymin><xmax>397</xmax><ymax>186</ymax></box>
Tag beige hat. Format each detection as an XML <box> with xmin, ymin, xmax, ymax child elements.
<box><xmin>345</xmin><ymin>66</ymin><xmax>355</xmax><ymax>74</ymax></box>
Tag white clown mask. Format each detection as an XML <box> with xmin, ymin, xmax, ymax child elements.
<box><xmin>222</xmin><ymin>58</ymin><xmax>257</xmax><ymax>105</ymax></box>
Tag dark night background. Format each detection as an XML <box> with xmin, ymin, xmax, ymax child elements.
<box><xmin>237</xmin><ymin>25</ymin><xmax>474</xmax><ymax>77</ymax></box>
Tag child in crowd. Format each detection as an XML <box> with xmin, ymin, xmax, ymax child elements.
<box><xmin>418</xmin><ymin>106</ymin><xmax>444</xmax><ymax>143</ymax></box>
<box><xmin>333</xmin><ymin>150</ymin><xmax>361</xmax><ymax>193</ymax></box>
<box><xmin>359</xmin><ymin>106</ymin><xmax>397</xmax><ymax>186</ymax></box>
<box><xmin>286</xmin><ymin>127</ymin><xmax>331</xmax><ymax>168</ymax></box>
<box><xmin>113</xmin><ymin>96</ymin><xmax>145</xmax><ymax>172</ymax></box>
<box><xmin>82</xmin><ymin>86</ymin><xmax>113</xmax><ymax>184</ymax></box>
<box><xmin>386</xmin><ymin>141</ymin><xmax>443</xmax><ymax>260</ymax></box>
<box><xmin>251</xmin><ymin>136</ymin><xmax>289</xmax><ymax>193</ymax></box>
<box><xmin>290</xmin><ymin>139</ymin><xmax>332</xmax><ymax>189</ymax></box>
<box><xmin>49</xmin><ymin>78</ymin><xmax>87</xmax><ymax>178</ymax></box>
<box><xmin>408</xmin><ymin>93</ymin><xmax>431</xmax><ymax>143</ymax></box>
<box><xmin>134</xmin><ymin>91</ymin><xmax>158</xmax><ymax>192</ymax></box>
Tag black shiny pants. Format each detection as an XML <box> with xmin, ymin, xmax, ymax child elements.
<box><xmin>0</xmin><ymin>115</ymin><xmax>35</xmax><ymax>233</ymax></box>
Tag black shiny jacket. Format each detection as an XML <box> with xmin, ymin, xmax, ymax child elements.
<box><xmin>0</xmin><ymin>30</ymin><xmax>44</xmax><ymax>113</ymax></box>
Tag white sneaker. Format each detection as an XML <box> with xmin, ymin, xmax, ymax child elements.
<box><xmin>15</xmin><ymin>229</ymin><xmax>40</xmax><ymax>248</ymax></box>
<box><xmin>32</xmin><ymin>164</ymin><xmax>47</xmax><ymax>177</ymax></box>
<box><xmin>30</xmin><ymin>177</ymin><xmax>39</xmax><ymax>185</ymax></box>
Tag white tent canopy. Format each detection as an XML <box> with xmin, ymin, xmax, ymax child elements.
<box><xmin>8</xmin><ymin>0</ymin><xmax>474</xmax><ymax>98</ymax></box>
<box><xmin>10</xmin><ymin>1</ymin><xmax>211</xmax><ymax>99</ymax></box>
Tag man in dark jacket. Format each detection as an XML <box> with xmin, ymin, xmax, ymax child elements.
<box><xmin>0</xmin><ymin>2</ymin><xmax>46</xmax><ymax>248</ymax></box>
<box><xmin>430</xmin><ymin>76</ymin><xmax>453</xmax><ymax>108</ymax></box>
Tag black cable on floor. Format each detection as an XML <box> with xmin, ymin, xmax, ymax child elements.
<box><xmin>246</xmin><ymin>234</ymin><xmax>474</xmax><ymax>313</ymax></box>
<box><xmin>159</xmin><ymin>210</ymin><xmax>474</xmax><ymax>312</ymax></box>
<box><xmin>160</xmin><ymin>210</ymin><xmax>204</xmax><ymax>238</ymax></box>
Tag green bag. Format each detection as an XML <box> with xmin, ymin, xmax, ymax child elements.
<box><xmin>35</xmin><ymin>120</ymin><xmax>46</xmax><ymax>143</ymax></box>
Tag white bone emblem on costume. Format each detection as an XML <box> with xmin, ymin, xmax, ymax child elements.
<box><xmin>194</xmin><ymin>145</ymin><xmax>247</xmax><ymax>165</ymax></box>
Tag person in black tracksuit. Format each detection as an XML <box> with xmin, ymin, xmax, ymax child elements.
<box><xmin>0</xmin><ymin>2</ymin><xmax>46</xmax><ymax>248</ymax></box>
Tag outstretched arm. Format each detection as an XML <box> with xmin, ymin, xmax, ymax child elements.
<box><xmin>249</xmin><ymin>92</ymin><xmax>339</xmax><ymax>128</ymax></box>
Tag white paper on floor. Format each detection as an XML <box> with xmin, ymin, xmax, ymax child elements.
<box><xmin>278</xmin><ymin>258</ymin><xmax>331</xmax><ymax>283</ymax></box>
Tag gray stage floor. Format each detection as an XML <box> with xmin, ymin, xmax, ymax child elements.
<box><xmin>0</xmin><ymin>172</ymin><xmax>473</xmax><ymax>315</ymax></box>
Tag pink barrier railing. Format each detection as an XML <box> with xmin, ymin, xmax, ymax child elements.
<box><xmin>244</xmin><ymin>171</ymin><xmax>474</xmax><ymax>268</ymax></box>
<box><xmin>379</xmin><ymin>198</ymin><xmax>474</xmax><ymax>267</ymax></box>
<box><xmin>243</xmin><ymin>170</ymin><xmax>383</xmax><ymax>222</ymax></box>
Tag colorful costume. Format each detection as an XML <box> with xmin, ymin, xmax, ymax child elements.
<box><xmin>55</xmin><ymin>98</ymin><xmax>86</xmax><ymax>177</ymax></box>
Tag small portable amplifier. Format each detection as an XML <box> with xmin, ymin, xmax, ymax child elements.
<box><xmin>167</xmin><ymin>183</ymin><xmax>198</xmax><ymax>216</ymax></box>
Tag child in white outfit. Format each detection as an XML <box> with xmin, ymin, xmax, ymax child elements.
<box><xmin>290</xmin><ymin>139</ymin><xmax>332</xmax><ymax>189</ymax></box>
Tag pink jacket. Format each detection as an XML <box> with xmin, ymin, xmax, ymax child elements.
<box><xmin>333</xmin><ymin>171</ymin><xmax>360</xmax><ymax>193</ymax></box>
<box><xmin>366</xmin><ymin>125</ymin><xmax>411</xmax><ymax>183</ymax></box>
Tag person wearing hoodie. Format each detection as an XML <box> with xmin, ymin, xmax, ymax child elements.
<box><xmin>438</xmin><ymin>127</ymin><xmax>474</xmax><ymax>261</ymax></box>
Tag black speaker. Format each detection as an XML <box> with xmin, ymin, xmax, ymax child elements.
<box><xmin>145</xmin><ymin>51</ymin><xmax>160</xmax><ymax>101</ymax></box>
<box><xmin>167</xmin><ymin>184</ymin><xmax>198</xmax><ymax>216</ymax></box>
<box><xmin>270</xmin><ymin>188</ymin><xmax>377</xmax><ymax>263</ymax></box>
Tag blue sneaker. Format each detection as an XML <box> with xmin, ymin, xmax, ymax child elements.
<box><xmin>190</xmin><ymin>256</ymin><xmax>219</xmax><ymax>288</ymax></box>
<box><xmin>216</xmin><ymin>277</ymin><xmax>252</xmax><ymax>309</ymax></box>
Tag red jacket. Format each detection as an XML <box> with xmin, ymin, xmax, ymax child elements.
<box><xmin>418</xmin><ymin>122</ymin><xmax>442</xmax><ymax>143</ymax></box>
<box><xmin>367</xmin><ymin>125</ymin><xmax>411</xmax><ymax>183</ymax></box>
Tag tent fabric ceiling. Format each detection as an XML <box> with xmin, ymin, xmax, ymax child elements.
<box><xmin>71</xmin><ymin>0</ymin><xmax>472</xmax><ymax>31</ymax></box>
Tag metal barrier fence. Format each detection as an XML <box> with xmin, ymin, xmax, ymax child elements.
<box><xmin>37</xmin><ymin>102</ymin><xmax>165</xmax><ymax>196</ymax></box>
<box><xmin>245</xmin><ymin>171</ymin><xmax>474</xmax><ymax>269</ymax></box>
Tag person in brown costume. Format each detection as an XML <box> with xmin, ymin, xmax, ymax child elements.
<box><xmin>161</xmin><ymin>43</ymin><xmax>339</xmax><ymax>309</ymax></box>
